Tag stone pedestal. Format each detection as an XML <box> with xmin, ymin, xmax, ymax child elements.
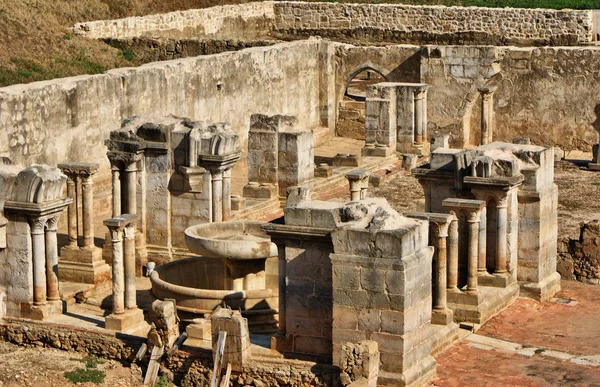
<box><xmin>105</xmin><ymin>308</ymin><xmax>145</xmax><ymax>331</ymax></box>
<box><xmin>346</xmin><ymin>170</ymin><xmax>370</xmax><ymax>201</ymax></box>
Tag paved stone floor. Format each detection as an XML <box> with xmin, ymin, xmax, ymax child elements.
<box><xmin>431</xmin><ymin>280</ymin><xmax>600</xmax><ymax>386</ymax></box>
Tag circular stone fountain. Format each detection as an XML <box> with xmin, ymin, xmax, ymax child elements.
<box><xmin>150</xmin><ymin>220</ymin><xmax>278</xmax><ymax>332</ymax></box>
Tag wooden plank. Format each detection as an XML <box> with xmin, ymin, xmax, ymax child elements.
<box><xmin>210</xmin><ymin>331</ymin><xmax>227</xmax><ymax>387</ymax></box>
<box><xmin>135</xmin><ymin>343</ymin><xmax>148</xmax><ymax>362</ymax></box>
<box><xmin>220</xmin><ymin>363</ymin><xmax>232</xmax><ymax>387</ymax></box>
<box><xmin>143</xmin><ymin>345</ymin><xmax>164</xmax><ymax>387</ymax></box>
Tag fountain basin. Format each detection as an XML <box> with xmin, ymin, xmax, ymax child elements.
<box><xmin>184</xmin><ymin>220</ymin><xmax>277</xmax><ymax>260</ymax></box>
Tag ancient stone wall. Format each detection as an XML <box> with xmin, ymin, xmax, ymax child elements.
<box><xmin>72</xmin><ymin>2</ymin><xmax>276</xmax><ymax>40</ymax></box>
<box><xmin>558</xmin><ymin>220</ymin><xmax>600</xmax><ymax>284</ymax></box>
<box><xmin>0</xmin><ymin>40</ymin><xmax>323</xmax><ymax>201</ymax></box>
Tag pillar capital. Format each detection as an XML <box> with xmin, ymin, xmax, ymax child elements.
<box><xmin>477</xmin><ymin>84</ymin><xmax>498</xmax><ymax>97</ymax></box>
<box><xmin>467</xmin><ymin>210</ymin><xmax>482</xmax><ymax>223</ymax></box>
<box><xmin>413</xmin><ymin>85</ymin><xmax>429</xmax><ymax>99</ymax></box>
<box><xmin>58</xmin><ymin>162</ymin><xmax>100</xmax><ymax>180</ymax></box>
<box><xmin>45</xmin><ymin>215</ymin><xmax>60</xmax><ymax>232</ymax></box>
<box><xmin>496</xmin><ymin>194</ymin><xmax>509</xmax><ymax>208</ymax></box>
<box><xmin>107</xmin><ymin>151</ymin><xmax>142</xmax><ymax>170</ymax></box>
<box><xmin>29</xmin><ymin>217</ymin><xmax>47</xmax><ymax>235</ymax></box>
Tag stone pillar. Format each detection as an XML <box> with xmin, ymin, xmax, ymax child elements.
<box><xmin>66</xmin><ymin>177</ymin><xmax>78</xmax><ymax>248</ymax></box>
<box><xmin>111</xmin><ymin>163</ymin><xmax>121</xmax><ymax>217</ymax></box>
<box><xmin>222</xmin><ymin>169</ymin><xmax>232</xmax><ymax>221</ymax></box>
<box><xmin>363</xmin><ymin>84</ymin><xmax>397</xmax><ymax>157</ymax></box>
<box><xmin>276</xmin><ymin>242</ymin><xmax>286</xmax><ymax>335</ymax></box>
<box><xmin>81</xmin><ymin>173</ymin><xmax>95</xmax><ymax>248</ymax></box>
<box><xmin>346</xmin><ymin>170</ymin><xmax>370</xmax><ymax>201</ymax></box>
<box><xmin>104</xmin><ymin>214</ymin><xmax>144</xmax><ymax>332</ymax></box>
<box><xmin>467</xmin><ymin>210</ymin><xmax>481</xmax><ymax>294</ymax></box>
<box><xmin>45</xmin><ymin>216</ymin><xmax>60</xmax><ymax>301</ymax></box>
<box><xmin>447</xmin><ymin>215</ymin><xmax>459</xmax><ymax>291</ymax></box>
<box><xmin>495</xmin><ymin>196</ymin><xmax>508</xmax><ymax>274</ymax></box>
<box><xmin>30</xmin><ymin>218</ymin><xmax>47</xmax><ymax>306</ymax></box>
<box><xmin>212</xmin><ymin>170</ymin><xmax>223</xmax><ymax>223</ymax></box>
<box><xmin>124</xmin><ymin>223</ymin><xmax>137</xmax><ymax>309</ymax></box>
<box><xmin>108</xmin><ymin>226</ymin><xmax>125</xmax><ymax>315</ymax></box>
<box><xmin>478</xmin><ymin>86</ymin><xmax>497</xmax><ymax>145</ymax></box>
<box><xmin>414</xmin><ymin>86</ymin><xmax>428</xmax><ymax>145</ymax></box>
<box><xmin>478</xmin><ymin>206</ymin><xmax>487</xmax><ymax>275</ymax></box>
<box><xmin>124</xmin><ymin>161</ymin><xmax>137</xmax><ymax>215</ymax></box>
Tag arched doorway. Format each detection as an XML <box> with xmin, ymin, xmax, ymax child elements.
<box><xmin>337</xmin><ymin>65</ymin><xmax>388</xmax><ymax>140</ymax></box>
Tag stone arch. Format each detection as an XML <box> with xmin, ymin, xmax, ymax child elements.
<box><xmin>337</xmin><ymin>63</ymin><xmax>392</xmax><ymax>140</ymax></box>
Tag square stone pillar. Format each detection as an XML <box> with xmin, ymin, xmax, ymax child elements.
<box><xmin>362</xmin><ymin>84</ymin><xmax>397</xmax><ymax>157</ymax></box>
<box><xmin>278</xmin><ymin>130</ymin><xmax>314</xmax><ymax>200</ymax></box>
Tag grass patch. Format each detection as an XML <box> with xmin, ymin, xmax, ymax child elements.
<box><xmin>119</xmin><ymin>47</ymin><xmax>136</xmax><ymax>61</ymax></box>
<box><xmin>64</xmin><ymin>368</ymin><xmax>106</xmax><ymax>383</ymax></box>
<box><xmin>156</xmin><ymin>375</ymin><xmax>176</xmax><ymax>387</ymax></box>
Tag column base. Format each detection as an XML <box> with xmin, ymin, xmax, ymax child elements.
<box><xmin>431</xmin><ymin>308</ymin><xmax>454</xmax><ymax>325</ymax></box>
<box><xmin>59</xmin><ymin>246</ymin><xmax>111</xmax><ymax>287</ymax></box>
<box><xmin>362</xmin><ymin>146</ymin><xmax>394</xmax><ymax>157</ymax></box>
<box><xmin>105</xmin><ymin>308</ymin><xmax>145</xmax><ymax>332</ymax></box>
<box><xmin>243</xmin><ymin>183</ymin><xmax>278</xmax><ymax>199</ymax></box>
<box><xmin>20</xmin><ymin>300</ymin><xmax>63</xmax><ymax>321</ymax></box>
<box><xmin>478</xmin><ymin>271</ymin><xmax>514</xmax><ymax>288</ymax></box>
<box><xmin>519</xmin><ymin>272</ymin><xmax>561</xmax><ymax>303</ymax></box>
<box><xmin>447</xmin><ymin>282</ymin><xmax>519</xmax><ymax>325</ymax></box>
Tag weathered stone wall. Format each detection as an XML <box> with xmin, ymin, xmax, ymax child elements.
<box><xmin>274</xmin><ymin>2</ymin><xmax>593</xmax><ymax>46</ymax></box>
<box><xmin>72</xmin><ymin>2</ymin><xmax>594</xmax><ymax>46</ymax></box>
<box><xmin>72</xmin><ymin>2</ymin><xmax>276</xmax><ymax>40</ymax></box>
<box><xmin>558</xmin><ymin>220</ymin><xmax>600</xmax><ymax>284</ymax></box>
<box><xmin>0</xmin><ymin>40</ymin><xmax>323</xmax><ymax>199</ymax></box>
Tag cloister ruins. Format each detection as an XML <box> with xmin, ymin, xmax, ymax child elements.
<box><xmin>0</xmin><ymin>1</ymin><xmax>599</xmax><ymax>386</ymax></box>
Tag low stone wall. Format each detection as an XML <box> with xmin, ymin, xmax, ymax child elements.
<box><xmin>274</xmin><ymin>2</ymin><xmax>593</xmax><ymax>45</ymax></box>
<box><xmin>558</xmin><ymin>220</ymin><xmax>600</xmax><ymax>284</ymax></box>
<box><xmin>71</xmin><ymin>2</ymin><xmax>594</xmax><ymax>46</ymax></box>
<box><xmin>72</xmin><ymin>2</ymin><xmax>276</xmax><ymax>40</ymax></box>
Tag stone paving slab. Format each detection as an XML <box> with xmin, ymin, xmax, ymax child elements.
<box><xmin>477</xmin><ymin>281</ymin><xmax>600</xmax><ymax>356</ymax></box>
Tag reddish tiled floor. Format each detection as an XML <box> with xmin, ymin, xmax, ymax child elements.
<box><xmin>478</xmin><ymin>281</ymin><xmax>600</xmax><ymax>355</ymax></box>
<box><xmin>431</xmin><ymin>341</ymin><xmax>600</xmax><ymax>387</ymax></box>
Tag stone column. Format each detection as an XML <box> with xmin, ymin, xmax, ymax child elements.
<box><xmin>222</xmin><ymin>169</ymin><xmax>232</xmax><ymax>221</ymax></box>
<box><xmin>495</xmin><ymin>196</ymin><xmax>508</xmax><ymax>274</ymax></box>
<box><xmin>413</xmin><ymin>86</ymin><xmax>428</xmax><ymax>145</ymax></box>
<box><xmin>45</xmin><ymin>215</ymin><xmax>60</xmax><ymax>301</ymax></box>
<box><xmin>109</xmin><ymin>225</ymin><xmax>125</xmax><ymax>315</ymax></box>
<box><xmin>124</xmin><ymin>161</ymin><xmax>137</xmax><ymax>215</ymax></box>
<box><xmin>111</xmin><ymin>163</ymin><xmax>121</xmax><ymax>217</ymax></box>
<box><xmin>30</xmin><ymin>218</ymin><xmax>47</xmax><ymax>306</ymax></box>
<box><xmin>433</xmin><ymin>222</ymin><xmax>449</xmax><ymax>310</ymax></box>
<box><xmin>346</xmin><ymin>170</ymin><xmax>370</xmax><ymax>202</ymax></box>
<box><xmin>65</xmin><ymin>176</ymin><xmax>78</xmax><ymax>248</ymax></box>
<box><xmin>478</xmin><ymin>85</ymin><xmax>497</xmax><ymax>145</ymax></box>
<box><xmin>124</xmin><ymin>223</ymin><xmax>137</xmax><ymax>309</ymax></box>
<box><xmin>81</xmin><ymin>172</ymin><xmax>95</xmax><ymax>248</ymax></box>
<box><xmin>467</xmin><ymin>210</ymin><xmax>481</xmax><ymax>293</ymax></box>
<box><xmin>447</xmin><ymin>215</ymin><xmax>459</xmax><ymax>291</ymax></box>
<box><xmin>478</xmin><ymin>206</ymin><xmax>487</xmax><ymax>275</ymax></box>
<box><xmin>212</xmin><ymin>170</ymin><xmax>223</xmax><ymax>223</ymax></box>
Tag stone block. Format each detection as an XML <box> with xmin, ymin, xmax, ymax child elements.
<box><xmin>315</xmin><ymin>163</ymin><xmax>333</xmax><ymax>178</ymax></box>
<box><xmin>105</xmin><ymin>308</ymin><xmax>145</xmax><ymax>332</ymax></box>
<box><xmin>333</xmin><ymin>305</ymin><xmax>359</xmax><ymax>330</ymax></box>
<box><xmin>294</xmin><ymin>335</ymin><xmax>332</xmax><ymax>355</ymax></box>
<box><xmin>333</xmin><ymin>153</ymin><xmax>363</xmax><ymax>167</ymax></box>
<box><xmin>243</xmin><ymin>183</ymin><xmax>277</xmax><ymax>199</ymax></box>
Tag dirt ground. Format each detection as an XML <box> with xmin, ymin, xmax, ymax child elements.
<box><xmin>0</xmin><ymin>341</ymin><xmax>143</xmax><ymax>387</ymax></box>
<box><xmin>373</xmin><ymin>159</ymin><xmax>600</xmax><ymax>241</ymax></box>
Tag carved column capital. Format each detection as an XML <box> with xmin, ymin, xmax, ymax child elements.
<box><xmin>29</xmin><ymin>217</ymin><xmax>47</xmax><ymax>234</ymax></box>
<box><xmin>432</xmin><ymin>222</ymin><xmax>450</xmax><ymax>239</ymax></box>
<box><xmin>45</xmin><ymin>215</ymin><xmax>60</xmax><ymax>232</ymax></box>
<box><xmin>467</xmin><ymin>210</ymin><xmax>482</xmax><ymax>223</ymax></box>
<box><xmin>496</xmin><ymin>195</ymin><xmax>508</xmax><ymax>208</ymax></box>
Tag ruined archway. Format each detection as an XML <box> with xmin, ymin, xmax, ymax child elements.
<box><xmin>337</xmin><ymin>63</ymin><xmax>391</xmax><ymax>140</ymax></box>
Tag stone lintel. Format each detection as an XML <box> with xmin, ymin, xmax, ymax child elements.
<box><xmin>262</xmin><ymin>223</ymin><xmax>332</xmax><ymax>241</ymax></box>
<box><xmin>407</xmin><ymin>212</ymin><xmax>453</xmax><ymax>224</ymax></box>
<box><xmin>144</xmin><ymin>141</ymin><xmax>169</xmax><ymax>151</ymax></box>
<box><xmin>477</xmin><ymin>85</ymin><xmax>498</xmax><ymax>94</ymax></box>
<box><xmin>411</xmin><ymin>167</ymin><xmax>455</xmax><ymax>180</ymax></box>
<box><xmin>179</xmin><ymin>166</ymin><xmax>206</xmax><ymax>176</ymax></box>
<box><xmin>4</xmin><ymin>198</ymin><xmax>72</xmax><ymax>217</ymax></box>
<box><xmin>345</xmin><ymin>169</ymin><xmax>370</xmax><ymax>181</ymax></box>
<box><xmin>57</xmin><ymin>162</ymin><xmax>100</xmax><ymax>176</ymax></box>
<box><xmin>103</xmin><ymin>214</ymin><xmax>138</xmax><ymax>229</ymax></box>
<box><xmin>442</xmin><ymin>198</ymin><xmax>486</xmax><ymax>211</ymax></box>
<box><xmin>464</xmin><ymin>175</ymin><xmax>524</xmax><ymax>189</ymax></box>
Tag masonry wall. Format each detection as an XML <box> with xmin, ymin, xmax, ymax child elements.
<box><xmin>0</xmin><ymin>40</ymin><xmax>323</xmax><ymax>205</ymax></box>
<box><xmin>71</xmin><ymin>2</ymin><xmax>276</xmax><ymax>40</ymax></box>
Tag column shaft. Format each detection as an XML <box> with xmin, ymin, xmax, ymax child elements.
<box><xmin>495</xmin><ymin>201</ymin><xmax>508</xmax><ymax>274</ymax></box>
<box><xmin>222</xmin><ymin>169</ymin><xmax>232</xmax><ymax>221</ymax></box>
<box><xmin>467</xmin><ymin>213</ymin><xmax>480</xmax><ymax>293</ymax></box>
<box><xmin>81</xmin><ymin>175</ymin><xmax>95</xmax><ymax>248</ymax></box>
<box><xmin>481</xmin><ymin>95</ymin><xmax>491</xmax><ymax>145</ymax></box>
<box><xmin>111</xmin><ymin>166</ymin><xmax>121</xmax><ymax>217</ymax></box>
<box><xmin>277</xmin><ymin>243</ymin><xmax>286</xmax><ymax>334</ymax></box>
<box><xmin>414</xmin><ymin>93</ymin><xmax>425</xmax><ymax>144</ymax></box>
<box><xmin>124</xmin><ymin>225</ymin><xmax>137</xmax><ymax>309</ymax></box>
<box><xmin>31</xmin><ymin>219</ymin><xmax>47</xmax><ymax>305</ymax></box>
<box><xmin>447</xmin><ymin>217</ymin><xmax>459</xmax><ymax>291</ymax></box>
<box><xmin>349</xmin><ymin>181</ymin><xmax>361</xmax><ymax>201</ymax></box>
<box><xmin>111</xmin><ymin>229</ymin><xmax>125</xmax><ymax>314</ymax></box>
<box><xmin>478</xmin><ymin>207</ymin><xmax>487</xmax><ymax>274</ymax></box>
<box><xmin>66</xmin><ymin>178</ymin><xmax>78</xmax><ymax>248</ymax></box>
<box><xmin>434</xmin><ymin>228</ymin><xmax>448</xmax><ymax>310</ymax></box>
<box><xmin>212</xmin><ymin>171</ymin><xmax>223</xmax><ymax>222</ymax></box>
<box><xmin>125</xmin><ymin>163</ymin><xmax>137</xmax><ymax>215</ymax></box>
<box><xmin>45</xmin><ymin>217</ymin><xmax>60</xmax><ymax>301</ymax></box>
